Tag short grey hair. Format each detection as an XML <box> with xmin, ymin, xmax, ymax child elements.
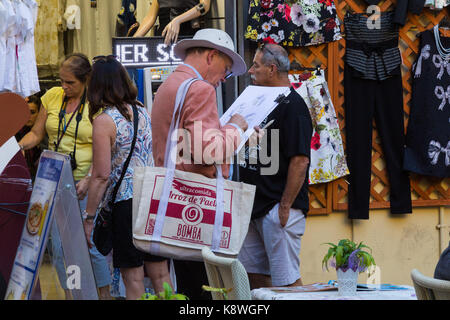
<box><xmin>258</xmin><ymin>43</ymin><xmax>290</xmax><ymax>73</ymax></box>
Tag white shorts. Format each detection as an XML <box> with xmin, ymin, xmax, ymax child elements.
<box><xmin>238</xmin><ymin>203</ymin><xmax>306</xmax><ymax>286</ymax></box>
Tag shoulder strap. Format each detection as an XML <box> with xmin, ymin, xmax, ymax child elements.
<box><xmin>110</xmin><ymin>105</ymin><xmax>139</xmax><ymax>203</ymax></box>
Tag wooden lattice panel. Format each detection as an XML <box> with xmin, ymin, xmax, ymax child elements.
<box><xmin>287</xmin><ymin>0</ymin><xmax>450</xmax><ymax>214</ymax></box>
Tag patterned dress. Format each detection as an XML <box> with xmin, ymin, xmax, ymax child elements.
<box><xmin>404</xmin><ymin>26</ymin><xmax>450</xmax><ymax>177</ymax></box>
<box><xmin>289</xmin><ymin>70</ymin><xmax>349</xmax><ymax>184</ymax></box>
<box><xmin>246</xmin><ymin>0</ymin><xmax>342</xmax><ymax>47</ymax></box>
<box><xmin>101</xmin><ymin>105</ymin><xmax>154</xmax><ymax>209</ymax></box>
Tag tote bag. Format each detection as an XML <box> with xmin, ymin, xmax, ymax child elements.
<box><xmin>132</xmin><ymin>78</ymin><xmax>255</xmax><ymax>261</ymax></box>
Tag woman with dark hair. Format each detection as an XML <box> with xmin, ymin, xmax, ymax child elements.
<box><xmin>15</xmin><ymin>93</ymin><xmax>44</xmax><ymax>179</ymax></box>
<box><xmin>83</xmin><ymin>55</ymin><xmax>172</xmax><ymax>300</ymax></box>
<box><xmin>17</xmin><ymin>53</ymin><xmax>112</xmax><ymax>300</ymax></box>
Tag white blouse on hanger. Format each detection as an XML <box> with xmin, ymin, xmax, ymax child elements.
<box><xmin>1</xmin><ymin>0</ymin><xmax>19</xmax><ymax>93</ymax></box>
<box><xmin>0</xmin><ymin>0</ymin><xmax>39</xmax><ymax>97</ymax></box>
<box><xmin>0</xmin><ymin>1</ymin><xmax>8</xmax><ymax>91</ymax></box>
<box><xmin>16</xmin><ymin>0</ymin><xmax>39</xmax><ymax>97</ymax></box>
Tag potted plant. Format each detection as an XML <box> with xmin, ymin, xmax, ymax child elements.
<box><xmin>322</xmin><ymin>239</ymin><xmax>376</xmax><ymax>296</ymax></box>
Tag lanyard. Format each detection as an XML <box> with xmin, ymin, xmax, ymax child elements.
<box><xmin>55</xmin><ymin>89</ymin><xmax>86</xmax><ymax>153</ymax></box>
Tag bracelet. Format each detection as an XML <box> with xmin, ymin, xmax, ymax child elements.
<box><xmin>195</xmin><ymin>3</ymin><xmax>206</xmax><ymax>15</ymax></box>
<box><xmin>19</xmin><ymin>143</ymin><xmax>24</xmax><ymax>150</ymax></box>
<box><xmin>82</xmin><ymin>210</ymin><xmax>95</xmax><ymax>221</ymax></box>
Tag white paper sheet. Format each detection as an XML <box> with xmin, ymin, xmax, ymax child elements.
<box><xmin>0</xmin><ymin>136</ymin><xmax>20</xmax><ymax>176</ymax></box>
<box><xmin>220</xmin><ymin>85</ymin><xmax>290</xmax><ymax>152</ymax></box>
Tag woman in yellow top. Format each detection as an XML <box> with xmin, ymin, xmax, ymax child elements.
<box><xmin>18</xmin><ymin>53</ymin><xmax>112</xmax><ymax>299</ymax></box>
<box><xmin>19</xmin><ymin>53</ymin><xmax>92</xmax><ymax>195</ymax></box>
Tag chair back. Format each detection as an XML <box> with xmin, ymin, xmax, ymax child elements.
<box><xmin>201</xmin><ymin>247</ymin><xmax>251</xmax><ymax>300</ymax></box>
<box><xmin>410</xmin><ymin>269</ymin><xmax>450</xmax><ymax>300</ymax></box>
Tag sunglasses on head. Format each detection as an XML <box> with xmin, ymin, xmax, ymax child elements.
<box><xmin>92</xmin><ymin>55</ymin><xmax>118</xmax><ymax>63</ymax></box>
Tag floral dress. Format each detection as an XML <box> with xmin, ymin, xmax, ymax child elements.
<box><xmin>289</xmin><ymin>69</ymin><xmax>349</xmax><ymax>184</ymax></box>
<box><xmin>246</xmin><ymin>0</ymin><xmax>342</xmax><ymax>47</ymax></box>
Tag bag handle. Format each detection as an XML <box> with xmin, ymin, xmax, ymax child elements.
<box><xmin>109</xmin><ymin>104</ymin><xmax>139</xmax><ymax>204</ymax></box>
<box><xmin>153</xmin><ymin>79</ymin><xmax>225</xmax><ymax>253</ymax></box>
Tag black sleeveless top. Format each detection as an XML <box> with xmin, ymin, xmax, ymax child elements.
<box><xmin>404</xmin><ymin>27</ymin><xmax>450</xmax><ymax>177</ymax></box>
<box><xmin>344</xmin><ymin>11</ymin><xmax>402</xmax><ymax>81</ymax></box>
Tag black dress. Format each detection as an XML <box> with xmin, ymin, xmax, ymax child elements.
<box><xmin>404</xmin><ymin>27</ymin><xmax>450</xmax><ymax>177</ymax></box>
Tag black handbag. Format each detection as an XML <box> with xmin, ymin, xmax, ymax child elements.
<box><xmin>93</xmin><ymin>105</ymin><xmax>139</xmax><ymax>256</ymax></box>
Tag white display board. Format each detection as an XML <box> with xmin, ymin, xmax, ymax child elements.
<box><xmin>4</xmin><ymin>150</ymin><xmax>98</xmax><ymax>300</ymax></box>
<box><xmin>220</xmin><ymin>85</ymin><xmax>291</xmax><ymax>152</ymax></box>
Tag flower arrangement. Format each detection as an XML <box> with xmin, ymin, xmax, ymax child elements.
<box><xmin>322</xmin><ymin>239</ymin><xmax>376</xmax><ymax>273</ymax></box>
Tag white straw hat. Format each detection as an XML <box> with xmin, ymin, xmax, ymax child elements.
<box><xmin>174</xmin><ymin>28</ymin><xmax>247</xmax><ymax>77</ymax></box>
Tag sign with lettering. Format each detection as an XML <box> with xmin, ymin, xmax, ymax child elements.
<box><xmin>5</xmin><ymin>150</ymin><xmax>98</xmax><ymax>300</ymax></box>
<box><xmin>113</xmin><ymin>36</ymin><xmax>191</xmax><ymax>68</ymax></box>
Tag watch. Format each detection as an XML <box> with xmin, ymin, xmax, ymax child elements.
<box><xmin>82</xmin><ymin>210</ymin><xmax>95</xmax><ymax>221</ymax></box>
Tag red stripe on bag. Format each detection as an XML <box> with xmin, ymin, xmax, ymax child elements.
<box><xmin>149</xmin><ymin>200</ymin><xmax>232</xmax><ymax>226</ymax></box>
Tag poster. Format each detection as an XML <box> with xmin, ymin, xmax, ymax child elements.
<box><xmin>4</xmin><ymin>154</ymin><xmax>63</xmax><ymax>300</ymax></box>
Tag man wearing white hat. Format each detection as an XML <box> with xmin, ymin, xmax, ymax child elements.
<box><xmin>151</xmin><ymin>28</ymin><xmax>248</xmax><ymax>299</ymax></box>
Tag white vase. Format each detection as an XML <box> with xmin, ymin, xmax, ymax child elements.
<box><xmin>336</xmin><ymin>268</ymin><xmax>358</xmax><ymax>296</ymax></box>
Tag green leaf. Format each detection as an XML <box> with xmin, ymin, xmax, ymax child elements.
<box><xmin>316</xmin><ymin>124</ymin><xmax>327</xmax><ymax>133</ymax></box>
<box><xmin>336</xmin><ymin>246</ymin><xmax>344</xmax><ymax>267</ymax></box>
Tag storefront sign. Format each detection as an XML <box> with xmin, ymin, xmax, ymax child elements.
<box><xmin>113</xmin><ymin>36</ymin><xmax>191</xmax><ymax>68</ymax></box>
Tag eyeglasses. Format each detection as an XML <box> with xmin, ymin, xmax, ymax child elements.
<box><xmin>92</xmin><ymin>55</ymin><xmax>118</xmax><ymax>63</ymax></box>
<box><xmin>225</xmin><ymin>69</ymin><xmax>233</xmax><ymax>79</ymax></box>
<box><xmin>216</xmin><ymin>51</ymin><xmax>233</xmax><ymax>79</ymax></box>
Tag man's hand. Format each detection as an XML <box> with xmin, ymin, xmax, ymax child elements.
<box><xmin>228</xmin><ymin>114</ymin><xmax>248</xmax><ymax>132</ymax></box>
<box><xmin>278</xmin><ymin>204</ymin><xmax>290</xmax><ymax>228</ymax></box>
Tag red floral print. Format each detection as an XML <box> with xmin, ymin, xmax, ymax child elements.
<box><xmin>260</xmin><ymin>0</ymin><xmax>273</xmax><ymax>9</ymax></box>
<box><xmin>263</xmin><ymin>36</ymin><xmax>276</xmax><ymax>44</ymax></box>
<box><xmin>292</xmin><ymin>82</ymin><xmax>302</xmax><ymax>89</ymax></box>
<box><xmin>311</xmin><ymin>132</ymin><xmax>321</xmax><ymax>150</ymax></box>
<box><xmin>283</xmin><ymin>4</ymin><xmax>291</xmax><ymax>23</ymax></box>
<box><xmin>319</xmin><ymin>0</ymin><xmax>333</xmax><ymax>6</ymax></box>
<box><xmin>324</xmin><ymin>18</ymin><xmax>337</xmax><ymax>32</ymax></box>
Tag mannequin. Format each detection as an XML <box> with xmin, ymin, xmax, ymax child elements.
<box><xmin>132</xmin><ymin>0</ymin><xmax>211</xmax><ymax>45</ymax></box>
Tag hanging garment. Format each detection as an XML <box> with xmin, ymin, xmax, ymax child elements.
<box><xmin>404</xmin><ymin>26</ymin><xmax>450</xmax><ymax>177</ymax></box>
<box><xmin>246</xmin><ymin>0</ymin><xmax>342</xmax><ymax>47</ymax></box>
<box><xmin>344</xmin><ymin>11</ymin><xmax>412</xmax><ymax>219</ymax></box>
<box><xmin>2</xmin><ymin>0</ymin><xmax>19</xmax><ymax>93</ymax></box>
<box><xmin>289</xmin><ymin>69</ymin><xmax>349</xmax><ymax>184</ymax></box>
<box><xmin>115</xmin><ymin>0</ymin><xmax>136</xmax><ymax>37</ymax></box>
<box><xmin>425</xmin><ymin>0</ymin><xmax>450</xmax><ymax>9</ymax></box>
<box><xmin>75</xmin><ymin>0</ymin><xmax>122</xmax><ymax>61</ymax></box>
<box><xmin>393</xmin><ymin>0</ymin><xmax>425</xmax><ymax>26</ymax></box>
<box><xmin>16</xmin><ymin>0</ymin><xmax>40</xmax><ymax>97</ymax></box>
<box><xmin>345</xmin><ymin>10</ymin><xmax>402</xmax><ymax>81</ymax></box>
<box><xmin>0</xmin><ymin>1</ymin><xmax>8</xmax><ymax>91</ymax></box>
<box><xmin>34</xmin><ymin>0</ymin><xmax>65</xmax><ymax>78</ymax></box>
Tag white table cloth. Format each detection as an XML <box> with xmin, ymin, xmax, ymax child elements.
<box><xmin>251</xmin><ymin>286</ymin><xmax>417</xmax><ymax>300</ymax></box>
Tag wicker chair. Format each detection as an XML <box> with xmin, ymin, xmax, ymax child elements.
<box><xmin>201</xmin><ymin>247</ymin><xmax>251</xmax><ymax>300</ymax></box>
<box><xmin>410</xmin><ymin>269</ymin><xmax>450</xmax><ymax>300</ymax></box>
